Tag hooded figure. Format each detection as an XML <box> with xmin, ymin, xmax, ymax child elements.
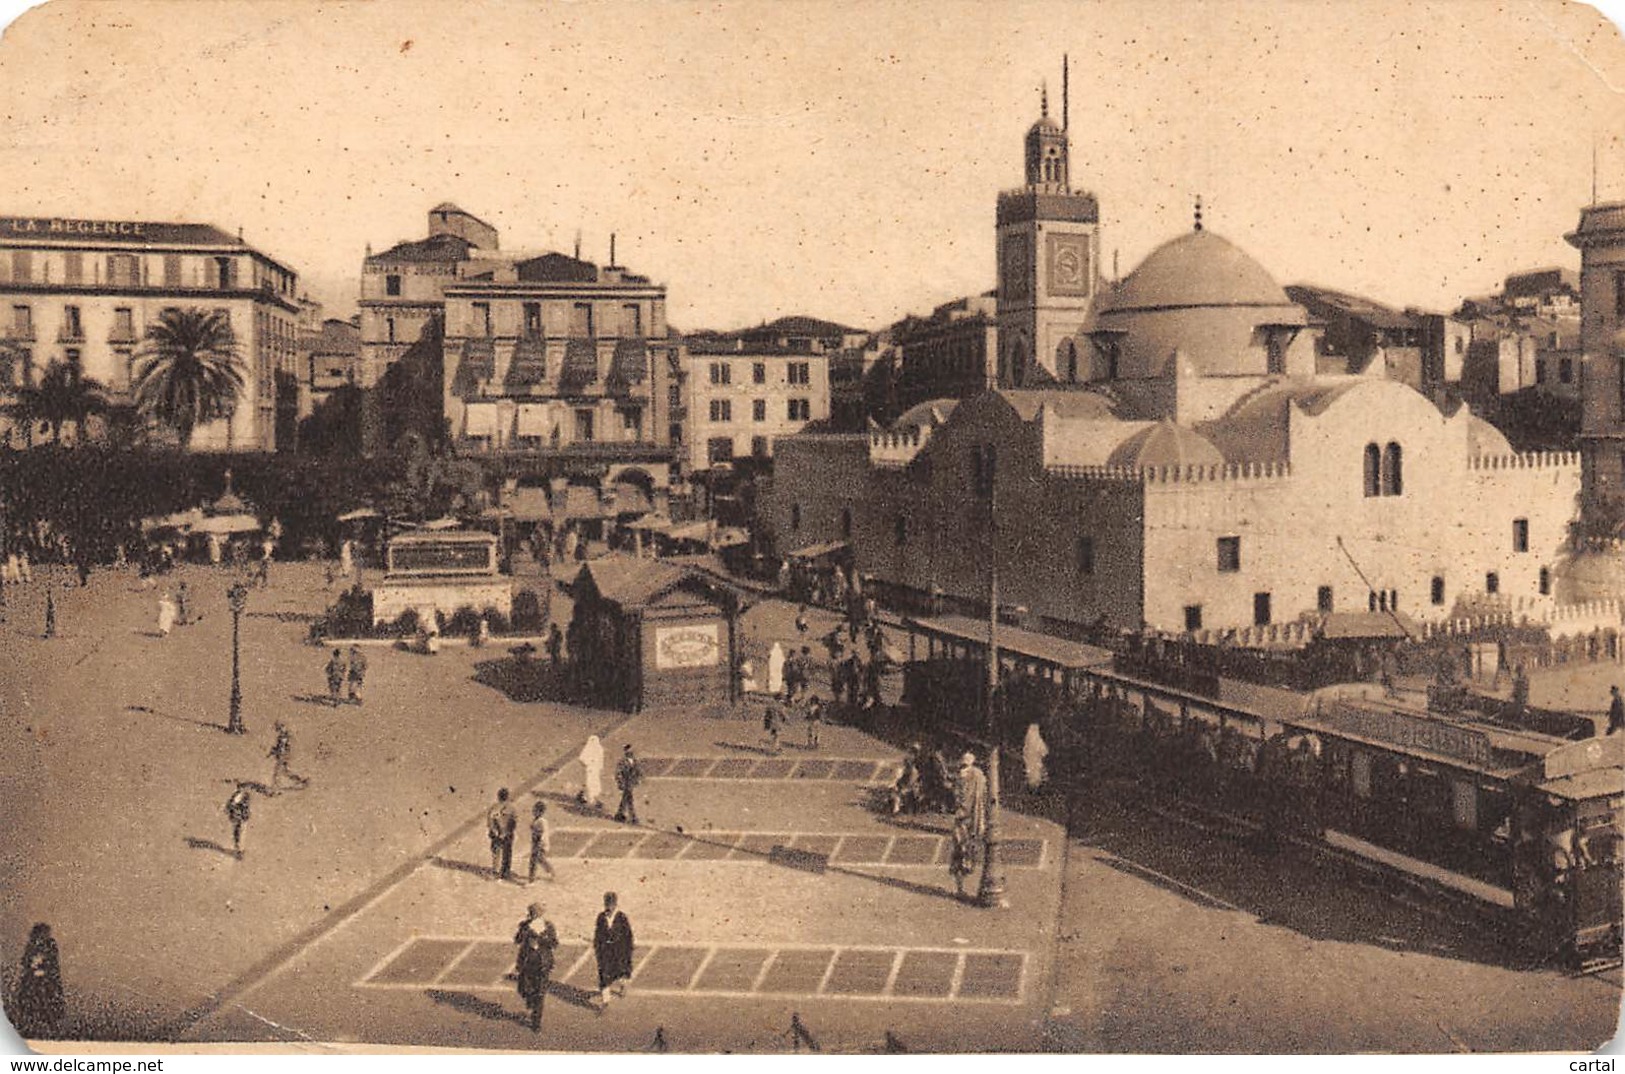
<box><xmin>578</xmin><ymin>734</ymin><xmax>606</xmax><ymax>809</ymax></box>
<box><xmin>1023</xmin><ymin>723</ymin><xmax>1050</xmax><ymax>790</ymax></box>
<box><xmin>13</xmin><ymin>923</ymin><xmax>65</xmax><ymax>1038</ymax></box>
<box><xmin>157</xmin><ymin>592</ymin><xmax>177</xmax><ymax>636</ymax></box>
<box><xmin>767</xmin><ymin>642</ymin><xmax>786</xmax><ymax>697</ymax></box>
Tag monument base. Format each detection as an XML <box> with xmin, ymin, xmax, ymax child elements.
<box><xmin>372</xmin><ymin>578</ymin><xmax>515</xmax><ymax>627</ymax></box>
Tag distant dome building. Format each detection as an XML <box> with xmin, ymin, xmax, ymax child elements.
<box><xmin>1091</xmin><ymin>229</ymin><xmax>1309</xmax><ymax>380</ymax></box>
<box><xmin>766</xmin><ymin>76</ymin><xmax>1581</xmax><ymax>638</ymax></box>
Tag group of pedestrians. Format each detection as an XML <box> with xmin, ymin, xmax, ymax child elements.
<box><xmin>510</xmin><ymin>891</ymin><xmax>635</xmax><ymax>1032</ymax></box>
<box><xmin>323</xmin><ymin>646</ymin><xmax>368</xmax><ymax>705</ymax></box>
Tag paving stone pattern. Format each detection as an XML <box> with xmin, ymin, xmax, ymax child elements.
<box><xmin>362</xmin><ymin>937</ymin><xmax>1027</xmax><ymax>1003</ymax></box>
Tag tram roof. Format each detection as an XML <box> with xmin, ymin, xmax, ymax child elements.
<box><xmin>905</xmin><ymin>615</ymin><xmax>1114</xmax><ymax>671</ymax></box>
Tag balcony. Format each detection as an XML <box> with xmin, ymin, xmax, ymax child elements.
<box><xmin>108</xmin><ymin>327</ymin><xmax>140</xmax><ymax>345</ymax></box>
<box><xmin>57</xmin><ymin>328</ymin><xmax>86</xmax><ymax>344</ymax></box>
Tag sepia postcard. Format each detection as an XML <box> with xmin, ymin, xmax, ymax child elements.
<box><xmin>1</xmin><ymin>0</ymin><xmax>1623</xmax><ymax>1058</ymax></box>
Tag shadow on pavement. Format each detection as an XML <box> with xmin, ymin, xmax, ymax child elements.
<box><xmin>184</xmin><ymin>836</ymin><xmax>239</xmax><ymax>859</ymax></box>
<box><xmin>247</xmin><ymin>610</ymin><xmax>318</xmax><ymax>623</ymax></box>
<box><xmin>1074</xmin><ymin>792</ymin><xmax>1522</xmax><ymax>970</ymax></box>
<box><xmin>472</xmin><ymin>656</ymin><xmax>569</xmax><ymax>705</ymax></box>
<box><xmin>291</xmin><ymin>694</ymin><xmax>342</xmax><ymax>708</ymax></box>
<box><xmin>714</xmin><ymin>740</ymin><xmax>779</xmax><ymax>756</ymax></box>
<box><xmin>430</xmin><ymin>856</ymin><xmax>496</xmax><ymax>881</ymax></box>
<box><xmin>126</xmin><ymin>704</ymin><xmax>228</xmax><ymax>733</ymax></box>
<box><xmin>535</xmin><ymin>790</ymin><xmax>608</xmax><ymax>820</ymax></box>
<box><xmin>424</xmin><ymin>989</ymin><xmax>529</xmax><ymax>1028</ymax></box>
<box><xmin>544</xmin><ymin>980</ymin><xmax>601</xmax><ymax>1010</ymax></box>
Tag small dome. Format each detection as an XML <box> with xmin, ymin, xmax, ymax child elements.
<box><xmin>1028</xmin><ymin>115</ymin><xmax>1062</xmax><ymax>136</ymax></box>
<box><xmin>1108</xmin><ymin>420</ymin><xmax>1225</xmax><ymax>470</ymax></box>
<box><xmin>1107</xmin><ymin>230</ymin><xmax>1297</xmax><ymax>313</ymax></box>
<box><xmin>1466</xmin><ymin>414</ymin><xmax>1513</xmax><ymax>456</ymax></box>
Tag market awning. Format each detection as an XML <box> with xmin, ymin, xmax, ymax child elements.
<box><xmin>613</xmin><ymin>484</ymin><xmax>653</xmax><ymax>516</ymax></box>
<box><xmin>463</xmin><ymin>404</ymin><xmax>499</xmax><ymax>437</ymax></box>
<box><xmin>336</xmin><ymin>507</ymin><xmax>380</xmax><ymax>523</ymax></box>
<box><xmin>712</xmin><ymin>527</ymin><xmax>750</xmax><ymax>548</ymax></box>
<box><xmin>625</xmin><ymin>514</ymin><xmax>672</xmax><ymax>533</ymax></box>
<box><xmin>787</xmin><ymin>540</ymin><xmax>850</xmax><ymax>562</ymax></box>
<box><xmin>666</xmin><ymin>521</ymin><xmax>711</xmax><ymax>542</ymax></box>
<box><xmin>193</xmin><ymin>513</ymin><xmax>261</xmax><ymax>535</ymax></box>
<box><xmin>141</xmin><ymin>508</ymin><xmax>205</xmax><ymax>533</ymax></box>
<box><xmin>505</xmin><ymin>486</ymin><xmax>552</xmax><ymax>522</ymax></box>
<box><xmin>562</xmin><ymin>485</ymin><xmax>610</xmax><ymax>519</ymax></box>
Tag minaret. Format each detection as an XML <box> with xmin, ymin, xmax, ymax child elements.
<box><xmin>1567</xmin><ymin>200</ymin><xmax>1625</xmax><ymax>512</ymax></box>
<box><xmin>996</xmin><ymin>58</ymin><xmax>1101</xmax><ymax>387</ymax></box>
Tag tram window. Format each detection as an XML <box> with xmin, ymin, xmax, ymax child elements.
<box><xmin>1351</xmin><ymin>751</ymin><xmax>1372</xmax><ymax>799</ymax></box>
<box><xmin>1253</xmin><ymin>592</ymin><xmax>1272</xmax><ymax>626</ymax></box>
<box><xmin>1431</xmin><ymin>576</ymin><xmax>1445</xmax><ymax>605</ymax></box>
<box><xmin>1452</xmin><ymin>781</ymin><xmax>1478</xmax><ymax>830</ymax></box>
<box><xmin>1317</xmin><ymin>586</ymin><xmax>1333</xmax><ymax>613</ymax></box>
<box><xmin>1216</xmin><ymin>536</ymin><xmax>1240</xmax><ymax>573</ymax></box>
<box><xmin>1184</xmin><ymin>604</ymin><xmax>1203</xmax><ymax>632</ymax></box>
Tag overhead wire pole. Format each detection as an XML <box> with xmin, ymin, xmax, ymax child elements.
<box><xmin>978</xmin><ymin>445</ymin><xmax>1007</xmax><ymax>909</ymax></box>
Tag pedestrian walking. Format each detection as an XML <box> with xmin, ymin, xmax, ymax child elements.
<box><xmin>325</xmin><ymin>648</ymin><xmax>346</xmax><ymax>705</ymax></box>
<box><xmin>949</xmin><ymin>814</ymin><xmax>978</xmax><ymax>898</ymax></box>
<box><xmin>345</xmin><ymin>645</ymin><xmax>368</xmax><ymax>705</ymax></box>
<box><xmin>795</xmin><ymin>604</ymin><xmax>809</xmax><ymax>637</ymax></box>
<box><xmin>176</xmin><ymin>581</ymin><xmax>190</xmax><ymax>626</ymax></box>
<box><xmin>487</xmin><ymin>787</ymin><xmax>519</xmax><ymax>880</ymax></box>
<box><xmin>268</xmin><ymin>722</ymin><xmax>306</xmax><ymax>792</ymax></box>
<box><xmin>592</xmin><ymin>892</ymin><xmax>634</xmax><ymax>1010</ymax></box>
<box><xmin>547</xmin><ymin>622</ymin><xmax>564</xmax><ymax>668</ymax></box>
<box><xmin>614</xmin><ymin>745</ymin><xmax>643</xmax><ymax>824</ymax></box>
<box><xmin>43</xmin><ymin>588</ymin><xmax>55</xmax><ymax>639</ymax></box>
<box><xmin>226</xmin><ymin>783</ymin><xmax>252</xmax><ymax>857</ymax></box>
<box><xmin>1023</xmin><ymin>723</ymin><xmax>1049</xmax><ymax>791</ymax></box>
<box><xmin>955</xmin><ymin>752</ymin><xmax>988</xmax><ymax>840</ymax></box>
<box><xmin>763</xmin><ymin>702</ymin><xmax>783</xmax><ymax>754</ymax></box>
<box><xmin>11</xmin><ymin>923</ymin><xmax>65</xmax><ymax>1039</ymax></box>
<box><xmin>805</xmin><ymin>696</ymin><xmax>823</xmax><ymax>750</ymax></box>
<box><xmin>339</xmin><ymin>539</ymin><xmax>354</xmax><ymax>579</ymax></box>
<box><xmin>513</xmin><ymin>903</ymin><xmax>558</xmax><ymax>1032</ymax></box>
<box><xmin>578</xmin><ymin>734</ymin><xmax>605</xmax><ymax>811</ymax></box>
<box><xmin>18</xmin><ymin>552</ymin><xmax>32</xmax><ymax>584</ymax></box>
<box><xmin>527</xmin><ymin>800</ymin><xmax>555</xmax><ymax>883</ymax></box>
<box><xmin>156</xmin><ymin>592</ymin><xmax>177</xmax><ymax>637</ymax></box>
<box><xmin>1609</xmin><ymin>685</ymin><xmax>1624</xmax><ymax>735</ymax></box>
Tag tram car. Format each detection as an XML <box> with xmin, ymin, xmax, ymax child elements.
<box><xmin>899</xmin><ymin>614</ymin><xmax>1624</xmax><ymax>968</ymax></box>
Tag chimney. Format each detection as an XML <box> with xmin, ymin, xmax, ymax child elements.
<box><xmin>610</xmin><ymin>232</ymin><xmax>617</xmax><ymax>267</ymax></box>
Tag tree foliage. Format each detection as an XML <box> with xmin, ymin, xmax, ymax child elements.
<box><xmin>133</xmin><ymin>308</ymin><xmax>245</xmax><ymax>450</ymax></box>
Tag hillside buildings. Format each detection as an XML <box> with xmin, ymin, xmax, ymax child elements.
<box><xmin>681</xmin><ymin>334</ymin><xmax>831</xmax><ymax>471</ymax></box>
<box><xmin>0</xmin><ymin>215</ymin><xmax>301</xmax><ymax>451</ymax></box>
<box><xmin>764</xmin><ymin>92</ymin><xmax>1580</xmax><ymax>637</ymax></box>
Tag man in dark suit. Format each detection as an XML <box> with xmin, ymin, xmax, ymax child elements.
<box><xmin>592</xmin><ymin>891</ymin><xmax>634</xmax><ymax>1011</ymax></box>
<box><xmin>514</xmin><ymin>902</ymin><xmax>558</xmax><ymax>1032</ymax></box>
<box><xmin>487</xmin><ymin>787</ymin><xmax>518</xmax><ymax>880</ymax></box>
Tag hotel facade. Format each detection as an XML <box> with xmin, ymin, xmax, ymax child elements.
<box><xmin>0</xmin><ymin>215</ymin><xmax>301</xmax><ymax>451</ymax></box>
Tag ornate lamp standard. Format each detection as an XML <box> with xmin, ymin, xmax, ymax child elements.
<box><xmin>226</xmin><ymin>581</ymin><xmax>248</xmax><ymax>735</ymax></box>
<box><xmin>976</xmin><ymin>444</ymin><xmax>1008</xmax><ymax>910</ymax></box>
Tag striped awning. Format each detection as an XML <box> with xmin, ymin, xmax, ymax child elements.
<box><xmin>515</xmin><ymin>405</ymin><xmax>552</xmax><ymax>438</ymax></box>
<box><xmin>463</xmin><ymin>404</ymin><xmax>499</xmax><ymax>437</ymax></box>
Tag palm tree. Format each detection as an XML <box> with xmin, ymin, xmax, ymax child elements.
<box><xmin>11</xmin><ymin>361</ymin><xmax>107</xmax><ymax>445</ymax></box>
<box><xmin>133</xmin><ymin>308</ymin><xmax>245</xmax><ymax>451</ymax></box>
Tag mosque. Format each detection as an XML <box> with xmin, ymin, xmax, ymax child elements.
<box><xmin>764</xmin><ymin>73</ymin><xmax>1583</xmax><ymax>638</ymax></box>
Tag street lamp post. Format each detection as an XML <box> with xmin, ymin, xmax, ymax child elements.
<box><xmin>977</xmin><ymin>444</ymin><xmax>1008</xmax><ymax>910</ymax></box>
<box><xmin>226</xmin><ymin>581</ymin><xmax>248</xmax><ymax>735</ymax></box>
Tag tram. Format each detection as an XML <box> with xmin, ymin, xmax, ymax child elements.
<box><xmin>899</xmin><ymin>614</ymin><xmax>1624</xmax><ymax>968</ymax></box>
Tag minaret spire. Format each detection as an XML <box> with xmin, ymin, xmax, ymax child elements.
<box><xmin>1062</xmin><ymin>54</ymin><xmax>1069</xmax><ymax>132</ymax></box>
<box><xmin>1041</xmin><ymin>80</ymin><xmax>1049</xmax><ymax>120</ymax></box>
<box><xmin>1194</xmin><ymin>195</ymin><xmax>1204</xmax><ymax>232</ymax></box>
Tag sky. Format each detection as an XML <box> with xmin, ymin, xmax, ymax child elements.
<box><xmin>0</xmin><ymin>0</ymin><xmax>1623</xmax><ymax>333</ymax></box>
